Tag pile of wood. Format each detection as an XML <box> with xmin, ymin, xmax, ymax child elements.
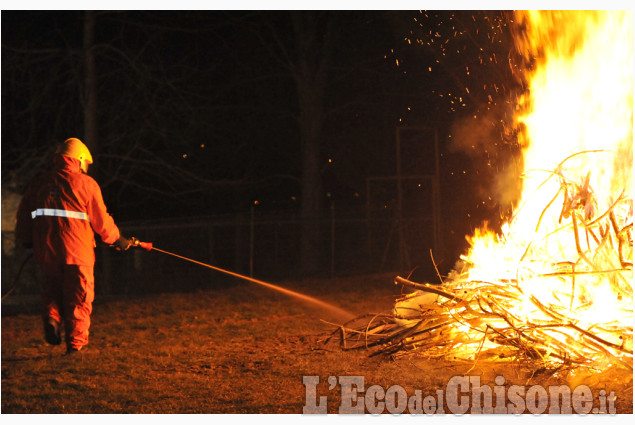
<box><xmin>328</xmin><ymin>154</ymin><xmax>633</xmax><ymax>372</ymax></box>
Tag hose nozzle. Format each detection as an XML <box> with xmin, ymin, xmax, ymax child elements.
<box><xmin>130</xmin><ymin>237</ymin><xmax>153</xmax><ymax>251</ymax></box>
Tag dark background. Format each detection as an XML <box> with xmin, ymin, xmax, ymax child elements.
<box><xmin>2</xmin><ymin>10</ymin><xmax>526</xmax><ymax>288</ymax></box>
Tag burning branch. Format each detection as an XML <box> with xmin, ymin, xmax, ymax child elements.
<box><xmin>329</xmin><ymin>157</ymin><xmax>632</xmax><ymax>374</ymax></box>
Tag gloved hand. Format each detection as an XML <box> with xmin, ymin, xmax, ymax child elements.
<box><xmin>113</xmin><ymin>236</ymin><xmax>132</xmax><ymax>251</ymax></box>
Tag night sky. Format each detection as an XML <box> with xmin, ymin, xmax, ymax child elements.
<box><xmin>1</xmin><ymin>9</ymin><xmax>524</xmax><ymax>267</ymax></box>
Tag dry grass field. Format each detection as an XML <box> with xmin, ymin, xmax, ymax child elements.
<box><xmin>2</xmin><ymin>273</ymin><xmax>632</xmax><ymax>414</ymax></box>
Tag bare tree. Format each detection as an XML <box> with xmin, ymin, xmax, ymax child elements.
<box><xmin>3</xmin><ymin>11</ymin><xmax>409</xmax><ymax>276</ymax></box>
<box><xmin>240</xmin><ymin>11</ymin><xmax>403</xmax><ymax>273</ymax></box>
<box><xmin>2</xmin><ymin>11</ymin><xmax>252</xmax><ymax>216</ymax></box>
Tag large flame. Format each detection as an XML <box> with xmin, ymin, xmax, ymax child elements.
<box><xmin>441</xmin><ymin>11</ymin><xmax>633</xmax><ymax>366</ymax></box>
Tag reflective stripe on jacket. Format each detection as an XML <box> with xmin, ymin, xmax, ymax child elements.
<box><xmin>15</xmin><ymin>154</ymin><xmax>121</xmax><ymax>266</ymax></box>
<box><xmin>31</xmin><ymin>208</ymin><xmax>89</xmax><ymax>220</ymax></box>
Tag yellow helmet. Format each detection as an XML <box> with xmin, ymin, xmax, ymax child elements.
<box><xmin>57</xmin><ymin>138</ymin><xmax>93</xmax><ymax>173</ymax></box>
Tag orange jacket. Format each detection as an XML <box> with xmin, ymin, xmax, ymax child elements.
<box><xmin>15</xmin><ymin>154</ymin><xmax>121</xmax><ymax>266</ymax></box>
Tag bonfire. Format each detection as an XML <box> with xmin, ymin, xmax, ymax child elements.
<box><xmin>331</xmin><ymin>11</ymin><xmax>633</xmax><ymax>374</ymax></box>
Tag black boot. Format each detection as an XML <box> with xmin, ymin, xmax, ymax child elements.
<box><xmin>65</xmin><ymin>346</ymin><xmax>83</xmax><ymax>355</ymax></box>
<box><xmin>44</xmin><ymin>318</ymin><xmax>62</xmax><ymax>345</ymax></box>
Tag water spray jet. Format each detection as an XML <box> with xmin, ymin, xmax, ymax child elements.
<box><xmin>130</xmin><ymin>238</ymin><xmax>354</xmax><ymax>321</ymax></box>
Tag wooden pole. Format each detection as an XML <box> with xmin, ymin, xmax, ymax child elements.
<box><xmin>250</xmin><ymin>206</ymin><xmax>254</xmax><ymax>278</ymax></box>
<box><xmin>330</xmin><ymin>201</ymin><xmax>335</xmax><ymax>279</ymax></box>
<box><xmin>433</xmin><ymin>129</ymin><xmax>441</xmax><ymax>258</ymax></box>
<box><xmin>396</xmin><ymin>127</ymin><xmax>406</xmax><ymax>270</ymax></box>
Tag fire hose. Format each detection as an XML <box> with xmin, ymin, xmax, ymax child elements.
<box><xmin>1</xmin><ymin>250</ymin><xmax>33</xmax><ymax>302</ymax></box>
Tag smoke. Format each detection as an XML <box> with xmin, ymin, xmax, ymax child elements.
<box><xmin>447</xmin><ymin>106</ymin><xmax>524</xmax><ymax>226</ymax></box>
<box><xmin>447</xmin><ymin>109</ymin><xmax>510</xmax><ymax>153</ymax></box>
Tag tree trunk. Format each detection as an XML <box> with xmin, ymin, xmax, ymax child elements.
<box><xmin>298</xmin><ymin>78</ymin><xmax>324</xmax><ymax>274</ymax></box>
<box><xmin>83</xmin><ymin>11</ymin><xmax>98</xmax><ymax>173</ymax></box>
<box><xmin>291</xmin><ymin>13</ymin><xmax>331</xmax><ymax>275</ymax></box>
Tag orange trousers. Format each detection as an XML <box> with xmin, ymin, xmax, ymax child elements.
<box><xmin>40</xmin><ymin>263</ymin><xmax>94</xmax><ymax>350</ymax></box>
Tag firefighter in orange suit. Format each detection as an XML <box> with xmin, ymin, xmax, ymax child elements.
<box><xmin>15</xmin><ymin>138</ymin><xmax>131</xmax><ymax>354</ymax></box>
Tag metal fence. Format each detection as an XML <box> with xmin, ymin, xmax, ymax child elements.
<box><xmin>1</xmin><ymin>207</ymin><xmax>438</xmax><ymax>299</ymax></box>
